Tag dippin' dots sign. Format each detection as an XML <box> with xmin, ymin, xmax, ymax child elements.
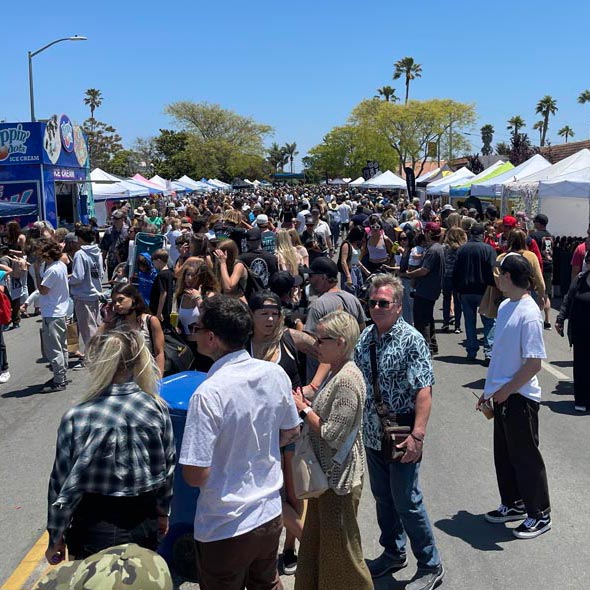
<box><xmin>0</xmin><ymin>124</ymin><xmax>31</xmax><ymax>161</ymax></box>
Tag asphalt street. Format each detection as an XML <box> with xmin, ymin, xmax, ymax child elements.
<box><xmin>1</xmin><ymin>302</ymin><xmax>588</xmax><ymax>589</ymax></box>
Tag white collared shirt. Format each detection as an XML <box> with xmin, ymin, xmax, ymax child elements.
<box><xmin>180</xmin><ymin>349</ymin><xmax>300</xmax><ymax>542</ymax></box>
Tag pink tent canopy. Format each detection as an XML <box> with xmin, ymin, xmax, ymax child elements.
<box><xmin>131</xmin><ymin>173</ymin><xmax>169</xmax><ymax>193</ymax></box>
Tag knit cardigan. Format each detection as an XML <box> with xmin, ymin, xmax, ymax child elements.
<box><xmin>309</xmin><ymin>360</ymin><xmax>366</xmax><ymax>495</ymax></box>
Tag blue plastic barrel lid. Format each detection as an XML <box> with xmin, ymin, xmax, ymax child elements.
<box><xmin>161</xmin><ymin>371</ymin><xmax>208</xmax><ymax>411</ymax></box>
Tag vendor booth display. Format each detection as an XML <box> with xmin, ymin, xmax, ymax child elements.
<box><xmin>0</xmin><ymin>114</ymin><xmax>91</xmax><ymax>226</ymax></box>
<box><xmin>449</xmin><ymin>160</ymin><xmax>513</xmax><ymax>198</ymax></box>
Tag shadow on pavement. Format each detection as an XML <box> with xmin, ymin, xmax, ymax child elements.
<box><xmin>550</xmin><ymin>359</ymin><xmax>573</xmax><ymax>368</ymax></box>
<box><xmin>551</xmin><ymin>380</ymin><xmax>573</xmax><ymax>396</ymax></box>
<box><xmin>435</xmin><ymin>510</ymin><xmax>514</xmax><ymax>551</ymax></box>
<box><xmin>462</xmin><ymin>378</ymin><xmax>486</xmax><ymax>391</ymax></box>
<box><xmin>373</xmin><ymin>574</ymin><xmax>409</xmax><ymax>589</ymax></box>
<box><xmin>434</xmin><ymin>355</ymin><xmax>475</xmax><ymax>366</ymax></box>
<box><xmin>1</xmin><ymin>384</ymin><xmax>44</xmax><ymax>399</ymax></box>
<box><xmin>542</xmin><ymin>400</ymin><xmax>579</xmax><ymax>416</ymax></box>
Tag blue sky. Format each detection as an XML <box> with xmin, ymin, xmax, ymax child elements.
<box><xmin>3</xmin><ymin>0</ymin><xmax>590</xmax><ymax>172</ymax></box>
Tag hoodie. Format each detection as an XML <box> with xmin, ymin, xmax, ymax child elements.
<box><xmin>69</xmin><ymin>244</ymin><xmax>104</xmax><ymax>300</ymax></box>
<box><xmin>137</xmin><ymin>252</ymin><xmax>158</xmax><ymax>306</ymax></box>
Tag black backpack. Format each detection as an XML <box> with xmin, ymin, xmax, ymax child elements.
<box><xmin>147</xmin><ymin>316</ymin><xmax>195</xmax><ymax>376</ymax></box>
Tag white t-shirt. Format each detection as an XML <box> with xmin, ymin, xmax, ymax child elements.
<box><xmin>338</xmin><ymin>202</ymin><xmax>352</xmax><ymax>223</ymax></box>
<box><xmin>483</xmin><ymin>296</ymin><xmax>546</xmax><ymax>402</ymax></box>
<box><xmin>40</xmin><ymin>261</ymin><xmax>70</xmax><ymax>318</ymax></box>
<box><xmin>296</xmin><ymin>209</ymin><xmax>310</xmax><ymax>234</ymax></box>
<box><xmin>180</xmin><ymin>350</ymin><xmax>300</xmax><ymax>542</ymax></box>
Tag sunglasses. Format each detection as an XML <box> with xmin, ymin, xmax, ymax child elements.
<box><xmin>369</xmin><ymin>299</ymin><xmax>398</xmax><ymax>309</ymax></box>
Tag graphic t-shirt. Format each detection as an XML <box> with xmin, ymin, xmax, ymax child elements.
<box><xmin>240</xmin><ymin>250</ymin><xmax>278</xmax><ymax>287</ymax></box>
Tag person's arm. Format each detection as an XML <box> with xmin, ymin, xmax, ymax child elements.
<box><xmin>280</xmin><ymin>426</ymin><xmax>301</xmax><ymax>447</ymax></box>
<box><xmin>490</xmin><ymin>358</ymin><xmax>542</xmax><ymax>404</ymax></box>
<box><xmin>214</xmin><ymin>250</ymin><xmax>246</xmax><ymax>292</ymax></box>
<box><xmin>156</xmin><ymin>289</ymin><xmax>167</xmax><ymax>322</ymax></box>
<box><xmin>530</xmin><ymin>255</ymin><xmax>546</xmax><ymax>302</ymax></box>
<box><xmin>69</xmin><ymin>253</ymin><xmax>84</xmax><ymax>286</ymax></box>
<box><xmin>183</xmin><ymin>465</ymin><xmax>211</xmax><ymax>487</ymax></box>
<box><xmin>395</xmin><ymin>385</ymin><xmax>431</xmax><ymax>464</ymax></box>
<box><xmin>404</xmin><ymin>266</ymin><xmax>430</xmax><ymax>279</ymax></box>
<box><xmin>555</xmin><ymin>274</ymin><xmax>579</xmax><ymax>335</ymax></box>
<box><xmin>0</xmin><ymin>264</ymin><xmax>13</xmax><ymax>274</ymax></box>
<box><xmin>339</xmin><ymin>242</ymin><xmax>352</xmax><ymax>284</ymax></box>
<box><xmin>300</xmin><ymin>363</ymin><xmax>331</xmax><ymax>400</ymax></box>
<box><xmin>149</xmin><ymin>315</ymin><xmax>165</xmax><ymax>377</ymax></box>
<box><xmin>288</xmin><ymin>327</ymin><xmax>318</xmax><ymax>359</ymax></box>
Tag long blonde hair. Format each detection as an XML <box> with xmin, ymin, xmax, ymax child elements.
<box><xmin>83</xmin><ymin>330</ymin><xmax>162</xmax><ymax>404</ymax></box>
<box><xmin>276</xmin><ymin>229</ymin><xmax>300</xmax><ymax>276</ymax></box>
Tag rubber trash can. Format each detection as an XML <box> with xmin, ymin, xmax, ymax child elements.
<box><xmin>158</xmin><ymin>370</ymin><xmax>207</xmax><ymax>581</ymax></box>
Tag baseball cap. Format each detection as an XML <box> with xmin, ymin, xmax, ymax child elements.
<box><xmin>256</xmin><ymin>214</ymin><xmax>269</xmax><ymax>226</ymax></box>
<box><xmin>503</xmin><ymin>215</ymin><xmax>517</xmax><ymax>227</ymax></box>
<box><xmin>269</xmin><ymin>271</ymin><xmax>303</xmax><ymax>296</ymax></box>
<box><xmin>34</xmin><ymin>543</ymin><xmax>172</xmax><ymax>590</ymax></box>
<box><xmin>305</xmin><ymin>216</ymin><xmax>314</xmax><ymax>225</ymax></box>
<box><xmin>111</xmin><ymin>210</ymin><xmax>124</xmax><ymax>220</ymax></box>
<box><xmin>246</xmin><ymin>227</ymin><xmax>262</xmax><ymax>241</ymax></box>
<box><xmin>307</xmin><ymin>257</ymin><xmax>338</xmax><ymax>279</ymax></box>
<box><xmin>533</xmin><ymin>213</ymin><xmax>548</xmax><ymax>226</ymax></box>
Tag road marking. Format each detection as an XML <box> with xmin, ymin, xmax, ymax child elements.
<box><xmin>541</xmin><ymin>361</ymin><xmax>570</xmax><ymax>382</ymax></box>
<box><xmin>2</xmin><ymin>531</ymin><xmax>48</xmax><ymax>590</ymax></box>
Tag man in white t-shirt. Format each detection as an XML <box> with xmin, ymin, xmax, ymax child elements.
<box><xmin>180</xmin><ymin>295</ymin><xmax>300</xmax><ymax>589</ymax></box>
<box><xmin>39</xmin><ymin>240</ymin><xmax>70</xmax><ymax>392</ymax></box>
<box><xmin>478</xmin><ymin>253</ymin><xmax>551</xmax><ymax>540</ymax></box>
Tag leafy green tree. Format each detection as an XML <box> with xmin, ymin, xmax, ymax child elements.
<box><xmin>480</xmin><ymin>124</ymin><xmax>494</xmax><ymax>155</ymax></box>
<box><xmin>83</xmin><ymin>88</ymin><xmax>103</xmax><ymax>120</ymax></box>
<box><xmin>267</xmin><ymin>142</ymin><xmax>289</xmax><ymax>173</ymax></box>
<box><xmin>507</xmin><ymin>132</ymin><xmax>537</xmax><ymax>166</ymax></box>
<box><xmin>495</xmin><ymin>141</ymin><xmax>510</xmax><ymax>156</ymax></box>
<box><xmin>393</xmin><ymin>57</ymin><xmax>422</xmax><ymax>104</ymax></box>
<box><xmin>165</xmin><ymin>101</ymin><xmax>273</xmax><ymax>180</ymax></box>
<box><xmin>507</xmin><ymin>116</ymin><xmax>526</xmax><ymax>138</ymax></box>
<box><xmin>535</xmin><ymin>95</ymin><xmax>558</xmax><ymax>147</ymax></box>
<box><xmin>375</xmin><ymin>86</ymin><xmax>399</xmax><ymax>102</ymax></box>
<box><xmin>532</xmin><ymin>121</ymin><xmax>544</xmax><ymax>145</ymax></box>
<box><xmin>150</xmin><ymin>129</ymin><xmax>193</xmax><ymax>179</ymax></box>
<box><xmin>558</xmin><ymin>125</ymin><xmax>575</xmax><ymax>143</ymax></box>
<box><xmin>133</xmin><ymin>137</ymin><xmax>158</xmax><ymax>176</ymax></box>
<box><xmin>107</xmin><ymin>149</ymin><xmax>140</xmax><ymax>177</ymax></box>
<box><xmin>283</xmin><ymin>142</ymin><xmax>299</xmax><ymax>173</ymax></box>
<box><xmin>83</xmin><ymin>118</ymin><xmax>123</xmax><ymax>170</ymax></box>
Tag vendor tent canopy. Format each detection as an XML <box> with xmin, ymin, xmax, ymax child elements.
<box><xmin>208</xmin><ymin>178</ymin><xmax>231</xmax><ymax>190</ymax></box>
<box><xmin>91</xmin><ymin>168</ymin><xmax>149</xmax><ymax>200</ymax></box>
<box><xmin>426</xmin><ymin>167</ymin><xmax>474</xmax><ymax>195</ymax></box>
<box><xmin>416</xmin><ymin>164</ymin><xmax>454</xmax><ymax>185</ymax></box>
<box><xmin>149</xmin><ymin>175</ymin><xmax>187</xmax><ymax>193</ymax></box>
<box><xmin>232</xmin><ymin>178</ymin><xmax>251</xmax><ymax>189</ymax></box>
<box><xmin>537</xmin><ymin>167</ymin><xmax>590</xmax><ymax>236</ymax></box>
<box><xmin>349</xmin><ymin>176</ymin><xmax>365</xmax><ymax>186</ymax></box>
<box><xmin>130</xmin><ymin>174</ymin><xmax>169</xmax><ymax>194</ymax></box>
<box><xmin>449</xmin><ymin>161</ymin><xmax>513</xmax><ymax>197</ymax></box>
<box><xmin>176</xmin><ymin>175</ymin><xmax>214</xmax><ymax>191</ymax></box>
<box><xmin>328</xmin><ymin>178</ymin><xmax>349</xmax><ymax>186</ymax></box>
<box><xmin>0</xmin><ymin>201</ymin><xmax>38</xmax><ymax>218</ymax></box>
<box><xmin>362</xmin><ymin>170</ymin><xmax>406</xmax><ymax>189</ymax></box>
<box><xmin>471</xmin><ymin>154</ymin><xmax>551</xmax><ymax>198</ymax></box>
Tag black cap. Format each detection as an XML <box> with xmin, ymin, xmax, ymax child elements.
<box><xmin>470</xmin><ymin>223</ymin><xmax>485</xmax><ymax>236</ymax></box>
<box><xmin>246</xmin><ymin>228</ymin><xmax>262</xmax><ymax>241</ymax></box>
<box><xmin>307</xmin><ymin>257</ymin><xmax>338</xmax><ymax>280</ymax></box>
<box><xmin>269</xmin><ymin>271</ymin><xmax>303</xmax><ymax>297</ymax></box>
<box><xmin>533</xmin><ymin>213</ymin><xmax>548</xmax><ymax>226</ymax></box>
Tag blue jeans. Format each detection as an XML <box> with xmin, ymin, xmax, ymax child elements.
<box><xmin>460</xmin><ymin>293</ymin><xmax>495</xmax><ymax>358</ymax></box>
<box><xmin>366</xmin><ymin>447</ymin><xmax>441</xmax><ymax>569</ymax></box>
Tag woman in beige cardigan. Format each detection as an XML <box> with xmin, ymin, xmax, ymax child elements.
<box><xmin>292</xmin><ymin>310</ymin><xmax>372</xmax><ymax>590</ymax></box>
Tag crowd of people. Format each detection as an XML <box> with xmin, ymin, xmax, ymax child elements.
<box><xmin>1</xmin><ymin>185</ymin><xmax>589</xmax><ymax>590</ymax></box>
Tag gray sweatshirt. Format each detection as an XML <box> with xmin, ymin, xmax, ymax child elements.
<box><xmin>69</xmin><ymin>244</ymin><xmax>104</xmax><ymax>300</ymax></box>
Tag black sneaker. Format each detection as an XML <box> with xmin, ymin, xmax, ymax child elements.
<box><xmin>366</xmin><ymin>551</ymin><xmax>408</xmax><ymax>578</ymax></box>
<box><xmin>485</xmin><ymin>503</ymin><xmax>527</xmax><ymax>523</ymax></box>
<box><xmin>544</xmin><ymin>322</ymin><xmax>552</xmax><ymax>330</ymax></box>
<box><xmin>406</xmin><ymin>564</ymin><xmax>445</xmax><ymax>590</ymax></box>
<box><xmin>482</xmin><ymin>357</ymin><xmax>491</xmax><ymax>367</ymax></box>
<box><xmin>41</xmin><ymin>378</ymin><xmax>67</xmax><ymax>392</ymax></box>
<box><xmin>513</xmin><ymin>516</ymin><xmax>551</xmax><ymax>539</ymax></box>
<box><xmin>282</xmin><ymin>549</ymin><xmax>297</xmax><ymax>575</ymax></box>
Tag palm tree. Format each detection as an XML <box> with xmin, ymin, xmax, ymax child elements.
<box><xmin>535</xmin><ymin>95</ymin><xmax>558</xmax><ymax>147</ymax></box>
<box><xmin>267</xmin><ymin>142</ymin><xmax>289</xmax><ymax>173</ymax></box>
<box><xmin>533</xmin><ymin>121</ymin><xmax>544</xmax><ymax>145</ymax></box>
<box><xmin>375</xmin><ymin>86</ymin><xmax>399</xmax><ymax>102</ymax></box>
<box><xmin>480</xmin><ymin>124</ymin><xmax>494</xmax><ymax>155</ymax></box>
<box><xmin>558</xmin><ymin>125</ymin><xmax>575</xmax><ymax>143</ymax></box>
<box><xmin>577</xmin><ymin>90</ymin><xmax>590</xmax><ymax>105</ymax></box>
<box><xmin>507</xmin><ymin>116</ymin><xmax>526</xmax><ymax>137</ymax></box>
<box><xmin>393</xmin><ymin>57</ymin><xmax>422</xmax><ymax>104</ymax></box>
<box><xmin>83</xmin><ymin>88</ymin><xmax>103</xmax><ymax>119</ymax></box>
<box><xmin>282</xmin><ymin>142</ymin><xmax>299</xmax><ymax>173</ymax></box>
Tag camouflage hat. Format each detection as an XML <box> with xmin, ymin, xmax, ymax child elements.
<box><xmin>35</xmin><ymin>543</ymin><xmax>173</xmax><ymax>590</ymax></box>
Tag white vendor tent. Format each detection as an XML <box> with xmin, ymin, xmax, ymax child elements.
<box><xmin>176</xmin><ymin>175</ymin><xmax>215</xmax><ymax>191</ymax></box>
<box><xmin>349</xmin><ymin>176</ymin><xmax>366</xmax><ymax>186</ymax></box>
<box><xmin>362</xmin><ymin>170</ymin><xmax>406</xmax><ymax>189</ymax></box>
<box><xmin>471</xmin><ymin>154</ymin><xmax>551</xmax><ymax>198</ymax></box>
<box><xmin>426</xmin><ymin>167</ymin><xmax>474</xmax><ymax>196</ymax></box>
<box><xmin>208</xmin><ymin>178</ymin><xmax>232</xmax><ymax>190</ymax></box>
<box><xmin>91</xmin><ymin>168</ymin><xmax>149</xmax><ymax>200</ymax></box>
<box><xmin>538</xmin><ymin>167</ymin><xmax>590</xmax><ymax>236</ymax></box>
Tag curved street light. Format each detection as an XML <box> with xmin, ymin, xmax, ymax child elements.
<box><xmin>28</xmin><ymin>36</ymin><xmax>87</xmax><ymax>122</ymax></box>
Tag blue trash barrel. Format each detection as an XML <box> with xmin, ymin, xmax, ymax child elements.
<box><xmin>158</xmin><ymin>370</ymin><xmax>207</xmax><ymax>580</ymax></box>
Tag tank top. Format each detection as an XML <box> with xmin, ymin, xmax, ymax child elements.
<box><xmin>367</xmin><ymin>235</ymin><xmax>388</xmax><ymax>262</ymax></box>
<box><xmin>350</xmin><ymin>245</ymin><xmax>361</xmax><ymax>266</ymax></box>
<box><xmin>178</xmin><ymin>294</ymin><xmax>201</xmax><ymax>335</ymax></box>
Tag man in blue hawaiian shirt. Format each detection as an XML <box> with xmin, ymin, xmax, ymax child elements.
<box><xmin>354</xmin><ymin>274</ymin><xmax>444</xmax><ymax>590</ymax></box>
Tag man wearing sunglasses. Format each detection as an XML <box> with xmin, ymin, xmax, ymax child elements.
<box><xmin>355</xmin><ymin>274</ymin><xmax>443</xmax><ymax>590</ymax></box>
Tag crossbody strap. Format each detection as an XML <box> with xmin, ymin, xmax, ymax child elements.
<box><xmin>370</xmin><ymin>339</ymin><xmax>389</xmax><ymax>418</ymax></box>
<box><xmin>332</xmin><ymin>423</ymin><xmax>360</xmax><ymax>466</ymax></box>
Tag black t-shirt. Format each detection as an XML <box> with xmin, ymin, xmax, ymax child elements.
<box><xmin>572</xmin><ymin>277</ymin><xmax>590</xmax><ymax>341</ymax></box>
<box><xmin>213</xmin><ymin>223</ymin><xmax>248</xmax><ymax>254</ymax></box>
<box><xmin>530</xmin><ymin>229</ymin><xmax>554</xmax><ymax>271</ymax></box>
<box><xmin>149</xmin><ymin>268</ymin><xmax>174</xmax><ymax>325</ymax></box>
<box><xmin>240</xmin><ymin>249</ymin><xmax>278</xmax><ymax>287</ymax></box>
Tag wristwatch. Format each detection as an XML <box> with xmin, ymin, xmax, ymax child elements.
<box><xmin>299</xmin><ymin>407</ymin><xmax>312</xmax><ymax>420</ymax></box>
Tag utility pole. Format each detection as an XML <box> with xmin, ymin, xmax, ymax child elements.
<box><xmin>449</xmin><ymin>117</ymin><xmax>454</xmax><ymax>165</ymax></box>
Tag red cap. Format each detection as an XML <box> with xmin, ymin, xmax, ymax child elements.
<box><xmin>502</xmin><ymin>215</ymin><xmax>517</xmax><ymax>228</ymax></box>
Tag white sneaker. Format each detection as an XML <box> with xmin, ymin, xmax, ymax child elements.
<box><xmin>0</xmin><ymin>371</ymin><xmax>11</xmax><ymax>383</ymax></box>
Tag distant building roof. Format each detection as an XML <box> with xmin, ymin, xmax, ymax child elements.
<box><xmin>449</xmin><ymin>154</ymin><xmax>504</xmax><ymax>169</ymax></box>
<box><xmin>540</xmin><ymin>140</ymin><xmax>590</xmax><ymax>163</ymax></box>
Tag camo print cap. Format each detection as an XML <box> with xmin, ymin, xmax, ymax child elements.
<box><xmin>35</xmin><ymin>543</ymin><xmax>173</xmax><ymax>590</ymax></box>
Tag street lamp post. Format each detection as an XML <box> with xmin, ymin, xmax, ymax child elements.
<box><xmin>28</xmin><ymin>36</ymin><xmax>87</xmax><ymax>122</ymax></box>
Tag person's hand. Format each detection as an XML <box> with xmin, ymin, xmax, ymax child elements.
<box><xmin>45</xmin><ymin>539</ymin><xmax>66</xmax><ymax>565</ymax></box>
<box><xmin>292</xmin><ymin>387</ymin><xmax>308</xmax><ymax>411</ymax></box>
<box><xmin>476</xmin><ymin>393</ymin><xmax>487</xmax><ymax>411</ymax></box>
<box><xmin>185</xmin><ymin>288</ymin><xmax>201</xmax><ymax>301</ymax></box>
<box><xmin>398</xmin><ymin>435</ymin><xmax>423</xmax><ymax>464</ymax></box>
<box><xmin>213</xmin><ymin>249</ymin><xmax>227</xmax><ymax>263</ymax></box>
<box><xmin>492</xmin><ymin>386</ymin><xmax>512</xmax><ymax>404</ymax></box>
<box><xmin>102</xmin><ymin>302</ymin><xmax>116</xmax><ymax>323</ymax></box>
<box><xmin>555</xmin><ymin>321</ymin><xmax>564</xmax><ymax>337</ymax></box>
<box><xmin>345</xmin><ymin>278</ymin><xmax>353</xmax><ymax>287</ymax></box>
<box><xmin>157</xmin><ymin>515</ymin><xmax>169</xmax><ymax>537</ymax></box>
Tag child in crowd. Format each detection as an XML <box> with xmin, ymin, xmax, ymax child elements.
<box><xmin>110</xmin><ymin>262</ymin><xmax>129</xmax><ymax>286</ymax></box>
<box><xmin>149</xmin><ymin>249</ymin><xmax>174</xmax><ymax>326</ymax></box>
<box><xmin>408</xmin><ymin>232</ymin><xmax>426</xmax><ymax>291</ymax></box>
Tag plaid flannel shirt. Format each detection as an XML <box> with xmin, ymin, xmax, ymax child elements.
<box><xmin>47</xmin><ymin>382</ymin><xmax>175</xmax><ymax>545</ymax></box>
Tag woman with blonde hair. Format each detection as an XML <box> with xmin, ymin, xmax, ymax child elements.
<box><xmin>288</xmin><ymin>229</ymin><xmax>309</xmax><ymax>267</ymax></box>
<box><xmin>445</xmin><ymin>211</ymin><xmax>462</xmax><ymax>229</ymax></box>
<box><xmin>213</xmin><ymin>239</ymin><xmax>248</xmax><ymax>297</ymax></box>
<box><xmin>276</xmin><ymin>228</ymin><xmax>303</xmax><ymax>277</ymax></box>
<box><xmin>45</xmin><ymin>330</ymin><xmax>175</xmax><ymax>564</ymax></box>
<box><xmin>442</xmin><ymin>226</ymin><xmax>468</xmax><ymax>332</ymax></box>
<box><xmin>292</xmin><ymin>310</ymin><xmax>372</xmax><ymax>590</ymax></box>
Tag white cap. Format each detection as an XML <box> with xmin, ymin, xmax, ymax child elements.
<box><xmin>256</xmin><ymin>214</ymin><xmax>269</xmax><ymax>225</ymax></box>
